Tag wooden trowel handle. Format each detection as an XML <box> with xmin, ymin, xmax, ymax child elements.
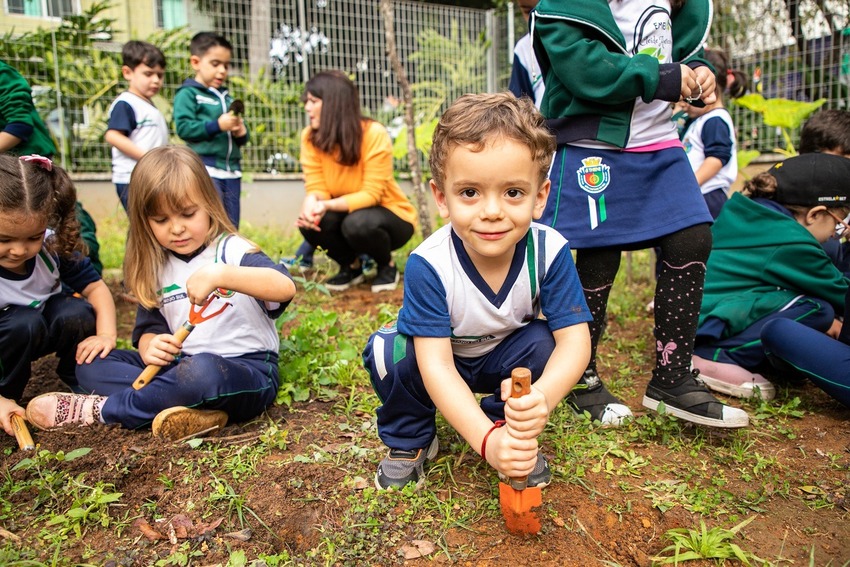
<box><xmin>509</xmin><ymin>368</ymin><xmax>532</xmax><ymax>489</ymax></box>
<box><xmin>510</xmin><ymin>368</ymin><xmax>531</xmax><ymax>399</ymax></box>
<box><xmin>132</xmin><ymin>324</ymin><xmax>193</xmax><ymax>390</ymax></box>
<box><xmin>12</xmin><ymin>414</ymin><xmax>34</xmax><ymax>451</ymax></box>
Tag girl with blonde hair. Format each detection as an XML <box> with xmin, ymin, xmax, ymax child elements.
<box><xmin>27</xmin><ymin>146</ymin><xmax>296</xmax><ymax>440</ymax></box>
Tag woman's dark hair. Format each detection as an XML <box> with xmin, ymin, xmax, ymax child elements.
<box><xmin>302</xmin><ymin>70</ymin><xmax>370</xmax><ymax>166</ymax></box>
<box><xmin>705</xmin><ymin>48</ymin><xmax>749</xmax><ymax>99</ymax></box>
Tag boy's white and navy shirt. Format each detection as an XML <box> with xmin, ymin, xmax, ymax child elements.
<box><xmin>681</xmin><ymin>108</ymin><xmax>737</xmax><ymax>195</ymax></box>
<box><xmin>107</xmin><ymin>91</ymin><xmax>169</xmax><ymax>184</ymax></box>
<box><xmin>132</xmin><ymin>234</ymin><xmax>292</xmax><ymax>357</ymax></box>
<box><xmin>0</xmin><ymin>238</ymin><xmax>100</xmax><ymax>310</ymax></box>
<box><xmin>398</xmin><ymin>223</ymin><xmax>591</xmax><ymax>358</ymax></box>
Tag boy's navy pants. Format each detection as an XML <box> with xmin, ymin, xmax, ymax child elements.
<box><xmin>363</xmin><ymin>319</ymin><xmax>554</xmax><ymax>452</ymax></box>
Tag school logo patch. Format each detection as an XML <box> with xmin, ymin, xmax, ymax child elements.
<box><xmin>577</xmin><ymin>157</ymin><xmax>610</xmax><ymax>195</ymax></box>
<box><xmin>577</xmin><ymin>157</ymin><xmax>610</xmax><ymax>230</ymax></box>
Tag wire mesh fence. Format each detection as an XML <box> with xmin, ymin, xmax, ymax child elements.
<box><xmin>711</xmin><ymin>0</ymin><xmax>850</xmax><ymax>159</ymax></box>
<box><xmin>3</xmin><ymin>1</ymin><xmax>850</xmax><ymax>174</ymax></box>
<box><xmin>1</xmin><ymin>0</ymin><xmax>512</xmax><ymax>175</ymax></box>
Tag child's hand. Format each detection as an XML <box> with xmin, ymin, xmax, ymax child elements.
<box><xmin>218</xmin><ymin>112</ymin><xmax>241</xmax><ymax>132</ymax></box>
<box><xmin>828</xmin><ymin>318</ymin><xmax>843</xmax><ymax>339</ymax></box>
<box><xmin>679</xmin><ymin>65</ymin><xmax>699</xmax><ymax>102</ymax></box>
<box><xmin>142</xmin><ymin>333</ymin><xmax>183</xmax><ymax>366</ymax></box>
<box><xmin>693</xmin><ymin>66</ymin><xmax>717</xmax><ymax>105</ymax></box>
<box><xmin>0</xmin><ymin>396</ymin><xmax>26</xmax><ymax>437</ymax></box>
<box><xmin>186</xmin><ymin>264</ymin><xmax>225</xmax><ymax>305</ymax></box>
<box><xmin>233</xmin><ymin>117</ymin><xmax>247</xmax><ymax>137</ymax></box>
<box><xmin>75</xmin><ymin>333</ymin><xmax>117</xmax><ymax>364</ymax></box>
<box><xmin>482</xmin><ymin>424</ymin><xmax>539</xmax><ymax>479</ymax></box>
<box><xmin>500</xmin><ymin>379</ymin><xmax>549</xmax><ymax>440</ymax></box>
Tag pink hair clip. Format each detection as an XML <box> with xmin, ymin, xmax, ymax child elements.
<box><xmin>19</xmin><ymin>154</ymin><xmax>53</xmax><ymax>172</ymax></box>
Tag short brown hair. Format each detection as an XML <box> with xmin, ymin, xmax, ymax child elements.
<box><xmin>429</xmin><ymin>92</ymin><xmax>555</xmax><ymax>189</ymax></box>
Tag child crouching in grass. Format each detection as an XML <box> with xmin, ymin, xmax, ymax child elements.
<box><xmin>363</xmin><ymin>93</ymin><xmax>591</xmax><ymax>490</ymax></box>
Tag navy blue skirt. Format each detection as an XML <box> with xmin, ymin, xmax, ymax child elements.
<box><xmin>540</xmin><ymin>145</ymin><xmax>712</xmax><ymax>249</ymax></box>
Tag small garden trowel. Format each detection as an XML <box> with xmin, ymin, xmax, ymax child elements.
<box><xmin>498</xmin><ymin>367</ymin><xmax>542</xmax><ymax>535</ymax></box>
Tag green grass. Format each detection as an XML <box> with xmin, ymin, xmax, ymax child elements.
<box><xmin>4</xmin><ymin>219</ymin><xmax>847</xmax><ymax>565</ymax></box>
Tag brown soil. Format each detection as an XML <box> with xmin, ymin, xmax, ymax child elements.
<box><xmin>2</xmin><ymin>279</ymin><xmax>849</xmax><ymax>566</ymax></box>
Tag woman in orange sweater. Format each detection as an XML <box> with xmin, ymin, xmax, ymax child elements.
<box><xmin>297</xmin><ymin>71</ymin><xmax>417</xmax><ymax>293</ymax></box>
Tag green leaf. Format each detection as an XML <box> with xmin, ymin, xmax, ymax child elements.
<box><xmin>64</xmin><ymin>448</ymin><xmax>92</xmax><ymax>461</ymax></box>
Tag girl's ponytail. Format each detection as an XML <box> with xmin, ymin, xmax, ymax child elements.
<box><xmin>46</xmin><ymin>164</ymin><xmax>86</xmax><ymax>260</ymax></box>
<box><xmin>705</xmin><ymin>48</ymin><xmax>749</xmax><ymax>100</ymax></box>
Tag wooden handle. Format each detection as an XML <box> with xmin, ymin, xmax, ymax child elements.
<box><xmin>510</xmin><ymin>367</ymin><xmax>532</xmax><ymax>399</ymax></box>
<box><xmin>508</xmin><ymin>367</ymin><xmax>532</xmax><ymax>488</ymax></box>
<box><xmin>132</xmin><ymin>324</ymin><xmax>193</xmax><ymax>390</ymax></box>
<box><xmin>12</xmin><ymin>414</ymin><xmax>34</xmax><ymax>451</ymax></box>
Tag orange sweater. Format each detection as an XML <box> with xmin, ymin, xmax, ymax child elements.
<box><xmin>300</xmin><ymin>120</ymin><xmax>417</xmax><ymax>226</ymax></box>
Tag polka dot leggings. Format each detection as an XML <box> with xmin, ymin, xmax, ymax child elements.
<box><xmin>575</xmin><ymin>224</ymin><xmax>712</xmax><ymax>386</ymax></box>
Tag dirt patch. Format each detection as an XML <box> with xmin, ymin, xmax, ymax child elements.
<box><xmin>2</xmin><ymin>278</ymin><xmax>849</xmax><ymax>565</ymax></box>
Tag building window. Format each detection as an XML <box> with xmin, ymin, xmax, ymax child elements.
<box><xmin>157</xmin><ymin>0</ymin><xmax>187</xmax><ymax>29</ymax></box>
<box><xmin>7</xmin><ymin>0</ymin><xmax>76</xmax><ymax>17</ymax></box>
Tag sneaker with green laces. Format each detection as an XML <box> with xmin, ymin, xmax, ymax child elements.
<box><xmin>375</xmin><ymin>437</ymin><xmax>439</xmax><ymax>490</ymax></box>
<box><xmin>567</xmin><ymin>369</ymin><xmax>633</xmax><ymax>426</ymax></box>
<box><xmin>497</xmin><ymin>452</ymin><xmax>551</xmax><ymax>488</ymax></box>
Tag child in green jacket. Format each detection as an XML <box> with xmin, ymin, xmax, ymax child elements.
<box><xmin>174</xmin><ymin>32</ymin><xmax>248</xmax><ymax>228</ymax></box>
<box><xmin>694</xmin><ymin>153</ymin><xmax>850</xmax><ymax>400</ymax></box>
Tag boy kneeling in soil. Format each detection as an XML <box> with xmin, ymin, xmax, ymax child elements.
<box><xmin>363</xmin><ymin>93</ymin><xmax>591</xmax><ymax>490</ymax></box>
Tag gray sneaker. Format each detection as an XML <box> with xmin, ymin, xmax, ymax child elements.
<box><xmin>375</xmin><ymin>437</ymin><xmax>439</xmax><ymax>490</ymax></box>
<box><xmin>498</xmin><ymin>452</ymin><xmax>551</xmax><ymax>488</ymax></box>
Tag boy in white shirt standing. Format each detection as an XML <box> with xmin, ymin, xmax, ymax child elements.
<box><xmin>105</xmin><ymin>41</ymin><xmax>169</xmax><ymax>212</ymax></box>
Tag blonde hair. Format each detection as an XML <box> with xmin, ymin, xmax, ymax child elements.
<box><xmin>124</xmin><ymin>146</ymin><xmax>238</xmax><ymax>308</ymax></box>
<box><xmin>429</xmin><ymin>92</ymin><xmax>555</xmax><ymax>190</ymax></box>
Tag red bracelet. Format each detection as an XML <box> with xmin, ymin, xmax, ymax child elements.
<box><xmin>480</xmin><ymin>419</ymin><xmax>506</xmax><ymax>461</ymax></box>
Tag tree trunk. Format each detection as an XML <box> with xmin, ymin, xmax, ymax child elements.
<box><xmin>379</xmin><ymin>0</ymin><xmax>432</xmax><ymax>238</ymax></box>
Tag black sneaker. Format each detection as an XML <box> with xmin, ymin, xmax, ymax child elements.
<box><xmin>642</xmin><ymin>370</ymin><xmax>749</xmax><ymax>428</ymax></box>
<box><xmin>498</xmin><ymin>452</ymin><xmax>551</xmax><ymax>488</ymax></box>
<box><xmin>325</xmin><ymin>264</ymin><xmax>364</xmax><ymax>291</ymax></box>
<box><xmin>371</xmin><ymin>265</ymin><xmax>400</xmax><ymax>293</ymax></box>
<box><xmin>375</xmin><ymin>437</ymin><xmax>439</xmax><ymax>490</ymax></box>
<box><xmin>566</xmin><ymin>369</ymin><xmax>633</xmax><ymax>426</ymax></box>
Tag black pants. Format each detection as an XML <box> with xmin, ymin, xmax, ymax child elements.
<box><xmin>0</xmin><ymin>294</ymin><xmax>95</xmax><ymax>399</ymax></box>
<box><xmin>300</xmin><ymin>207</ymin><xmax>414</xmax><ymax>268</ymax></box>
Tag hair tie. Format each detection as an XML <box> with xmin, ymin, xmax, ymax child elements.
<box><xmin>19</xmin><ymin>154</ymin><xmax>53</xmax><ymax>172</ymax></box>
<box><xmin>726</xmin><ymin>69</ymin><xmax>736</xmax><ymax>86</ymax></box>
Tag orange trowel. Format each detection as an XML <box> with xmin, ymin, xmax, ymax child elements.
<box><xmin>498</xmin><ymin>367</ymin><xmax>543</xmax><ymax>534</ymax></box>
<box><xmin>132</xmin><ymin>289</ymin><xmax>232</xmax><ymax>390</ymax></box>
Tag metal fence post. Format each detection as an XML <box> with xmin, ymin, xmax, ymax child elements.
<box><xmin>486</xmin><ymin>9</ymin><xmax>497</xmax><ymax>94</ymax></box>
<box><xmin>507</xmin><ymin>1</ymin><xmax>515</xmax><ymax>65</ymax></box>
<box><xmin>297</xmin><ymin>0</ymin><xmax>310</xmax><ymax>86</ymax></box>
<box><xmin>50</xmin><ymin>28</ymin><xmax>67</xmax><ymax>170</ymax></box>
